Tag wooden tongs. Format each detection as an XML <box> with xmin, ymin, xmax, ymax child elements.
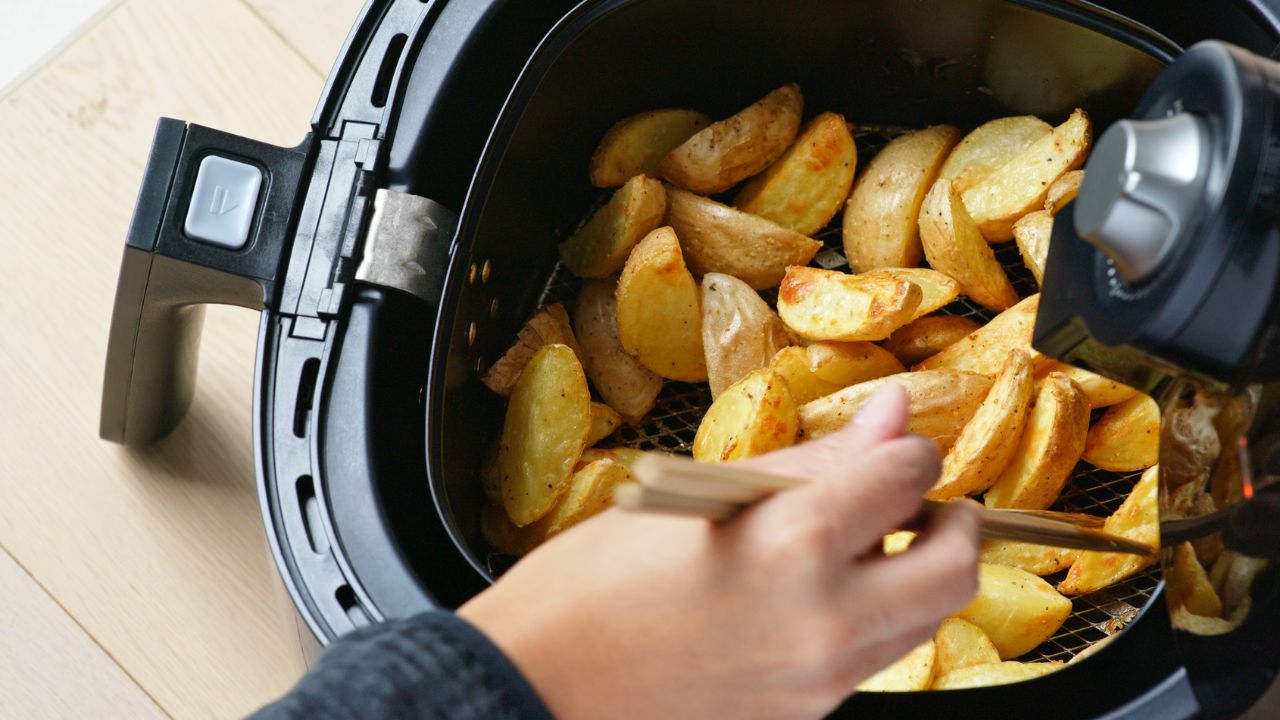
<box><xmin>615</xmin><ymin>453</ymin><xmax>1154</xmax><ymax>556</ymax></box>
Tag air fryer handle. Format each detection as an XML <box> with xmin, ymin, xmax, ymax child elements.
<box><xmin>101</xmin><ymin>118</ymin><xmax>311</xmax><ymax>445</ymax></box>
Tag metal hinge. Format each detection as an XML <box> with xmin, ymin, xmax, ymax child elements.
<box><xmin>355</xmin><ymin>189</ymin><xmax>457</xmax><ymax>304</ymax></box>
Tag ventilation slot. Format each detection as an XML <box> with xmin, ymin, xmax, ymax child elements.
<box><xmin>336</xmin><ymin>586</ymin><xmax>370</xmax><ymax>628</ymax></box>
<box><xmin>296</xmin><ymin>476</ymin><xmax>329</xmax><ymax>554</ymax></box>
<box><xmin>370</xmin><ymin>33</ymin><xmax>408</xmax><ymax>108</ymax></box>
<box><xmin>293</xmin><ymin>357</ymin><xmax>320</xmax><ymax>438</ymax></box>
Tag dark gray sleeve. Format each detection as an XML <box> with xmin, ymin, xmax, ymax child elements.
<box><xmin>247</xmin><ymin>611</ymin><xmax>553</xmax><ymax>720</ymax></box>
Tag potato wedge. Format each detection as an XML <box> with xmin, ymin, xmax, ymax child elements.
<box><xmin>934</xmin><ymin>661</ymin><xmax>1063</xmax><ymax>690</ymax></box>
<box><xmin>579</xmin><ymin>447</ymin><xmax>646</xmax><ymax>471</ymax></box>
<box><xmin>665</xmin><ymin>187</ymin><xmax>820</xmax><ymax>289</ymax></box>
<box><xmin>883</xmin><ymin>316</ymin><xmax>981</xmax><ymax>366</ymax></box>
<box><xmin>587</xmin><ymin>402</ymin><xmax>623</xmax><ymax>445</ymax></box>
<box><xmin>498</xmin><ymin>345</ymin><xmax>592</xmax><ymax>526</ymax></box>
<box><xmin>883</xmin><ymin>530</ymin><xmax>916</xmax><ymax>556</ymax></box>
<box><xmin>777</xmin><ymin>266</ymin><xmax>922</xmax><ymax>342</ymax></box>
<box><xmin>1168</xmin><ymin>542</ymin><xmax>1223</xmax><ymax>618</ymax></box>
<box><xmin>1044</xmin><ymin>170</ymin><xmax>1084</xmax><ymax>214</ymax></box>
<box><xmin>590</xmin><ymin>109</ymin><xmax>712</xmax><ymax>187</ymax></box>
<box><xmin>693</xmin><ymin>369</ymin><xmax>798</xmax><ymax>462</ymax></box>
<box><xmin>660</xmin><ymin>83</ymin><xmax>803</xmax><ymax>195</ymax></box>
<box><xmin>915</xmin><ymin>294</ymin><xmax>1051</xmax><ymax>376</ymax></box>
<box><xmin>768</xmin><ymin>342</ymin><xmax>904</xmax><ymax>405</ymax></box>
<box><xmin>979</xmin><ymin>540</ymin><xmax>1079</xmax><ymax>577</ymax></box>
<box><xmin>616</xmin><ymin>226</ymin><xmax>707</xmax><ymax>382</ymax></box>
<box><xmin>919</xmin><ymin>179</ymin><xmax>1018</xmax><ymax>312</ymax></box>
<box><xmin>734</xmin><ymin>111</ymin><xmax>857</xmax><ymax>235</ymax></box>
<box><xmin>961</xmin><ymin>109</ymin><xmax>1091</xmax><ymax>242</ymax></box>
<box><xmin>701</xmin><ymin>273</ymin><xmax>792</xmax><ymax>397</ymax></box>
<box><xmin>1042</xmin><ymin>362</ymin><xmax>1139</xmax><ymax>408</ymax></box>
<box><xmin>480</xmin><ymin>441</ymin><xmax>501</xmax><ymax>503</ymax></box>
<box><xmin>482</xmin><ymin>304</ymin><xmax>584</xmax><ymax>397</ymax></box>
<box><xmin>864</xmin><ymin>268</ymin><xmax>960</xmax><ymax>318</ymax></box>
<box><xmin>1082</xmin><ymin>394</ymin><xmax>1159</xmax><ymax>472</ymax></box>
<box><xmin>574</xmin><ymin>278</ymin><xmax>662</xmax><ymax>424</ymax></box>
<box><xmin>559</xmin><ymin>175</ymin><xmax>667</xmax><ymax>277</ymax></box>
<box><xmin>934</xmin><ymin>618</ymin><xmax>1001</xmax><ymax>677</ymax></box>
<box><xmin>928</xmin><ymin>350</ymin><xmax>1033</xmax><ymax>500</ymax></box>
<box><xmin>956</xmin><ymin>563</ymin><xmax>1072</xmax><ymax>658</ymax></box>
<box><xmin>857</xmin><ymin>640</ymin><xmax>937</xmax><ymax>692</ymax></box>
<box><xmin>938</xmin><ymin>115</ymin><xmax>1053</xmax><ymax>193</ymax></box>
<box><xmin>1012</xmin><ymin>209</ymin><xmax>1053</xmax><ymax>286</ymax></box>
<box><xmin>539</xmin><ymin>458</ymin><xmax>631</xmax><ymax>538</ymax></box>
<box><xmin>1172</xmin><ymin>605</ymin><xmax>1245</xmax><ymax>636</ymax></box>
<box><xmin>1161</xmin><ymin>396</ymin><xmax>1222</xmax><ymax>487</ymax></box>
<box><xmin>481</xmin><ymin>502</ymin><xmax>543</xmax><ymax>556</ymax></box>
<box><xmin>985</xmin><ymin>371</ymin><xmax>1089</xmax><ymax>510</ymax></box>
<box><xmin>1059</xmin><ymin>465</ymin><xmax>1159</xmax><ymax>595</ymax></box>
<box><xmin>799</xmin><ymin>370</ymin><xmax>993</xmax><ymax>450</ymax></box>
<box><xmin>842</xmin><ymin>125</ymin><xmax>960</xmax><ymax>271</ymax></box>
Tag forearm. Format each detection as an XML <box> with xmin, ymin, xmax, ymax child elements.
<box><xmin>248</xmin><ymin>611</ymin><xmax>552</xmax><ymax>720</ymax></box>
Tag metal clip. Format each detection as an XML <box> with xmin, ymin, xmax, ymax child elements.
<box><xmin>355</xmin><ymin>189</ymin><xmax>457</xmax><ymax>304</ymax></box>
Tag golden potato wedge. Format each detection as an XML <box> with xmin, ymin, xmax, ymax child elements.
<box><xmin>1059</xmin><ymin>465</ymin><xmax>1159</xmax><ymax>595</ymax></box>
<box><xmin>1169</xmin><ymin>542</ymin><xmax>1223</xmax><ymax>618</ymax></box>
<box><xmin>559</xmin><ymin>175</ymin><xmax>667</xmax><ymax>278</ymax></box>
<box><xmin>956</xmin><ymin>563</ymin><xmax>1073</xmax><ymax>658</ymax></box>
<box><xmin>915</xmin><ymin>294</ymin><xmax>1051</xmax><ymax>377</ymax></box>
<box><xmin>616</xmin><ymin>227</ymin><xmax>707</xmax><ymax>382</ymax></box>
<box><xmin>864</xmin><ymin>268</ymin><xmax>960</xmax><ymax>318</ymax></box>
<box><xmin>776</xmin><ymin>266</ymin><xmax>922</xmax><ymax>342</ymax></box>
<box><xmin>1012</xmin><ymin>209</ymin><xmax>1053</xmax><ymax>286</ymax></box>
<box><xmin>1042</xmin><ymin>362</ymin><xmax>1139</xmax><ymax>408</ymax></box>
<box><xmin>482</xmin><ymin>303</ymin><xmax>584</xmax><ymax>397</ymax></box>
<box><xmin>587</xmin><ymin>402</ymin><xmax>623</xmax><ymax>445</ymax></box>
<box><xmin>665</xmin><ymin>187</ymin><xmax>820</xmax><ymax>289</ymax></box>
<box><xmin>919</xmin><ymin>179</ymin><xmax>1018</xmax><ymax>312</ymax></box>
<box><xmin>574</xmin><ymin>278</ymin><xmax>662</xmax><ymax>424</ymax></box>
<box><xmin>693</xmin><ymin>369</ymin><xmax>798</xmax><ymax>462</ymax></box>
<box><xmin>883</xmin><ymin>530</ymin><xmax>916</xmax><ymax>556</ymax></box>
<box><xmin>1044</xmin><ymin>169</ymin><xmax>1084</xmax><ymax>214</ymax></box>
<box><xmin>979</xmin><ymin>540</ymin><xmax>1079</xmax><ymax>577</ymax></box>
<box><xmin>934</xmin><ymin>661</ymin><xmax>1063</xmax><ymax>690</ymax></box>
<box><xmin>985</xmin><ymin>371</ymin><xmax>1090</xmax><ymax>510</ymax></box>
<box><xmin>590</xmin><ymin>109</ymin><xmax>712</xmax><ymax>188</ymax></box>
<box><xmin>842</xmin><ymin>125</ymin><xmax>961</xmax><ymax>271</ymax></box>
<box><xmin>498</xmin><ymin>345</ymin><xmax>592</xmax><ymax>526</ymax></box>
<box><xmin>1161</xmin><ymin>396</ymin><xmax>1222</xmax><ymax>487</ymax></box>
<box><xmin>660</xmin><ymin>83</ymin><xmax>803</xmax><ymax>195</ymax></box>
<box><xmin>1172</xmin><ymin>605</ymin><xmax>1245</xmax><ymax>636</ymax></box>
<box><xmin>928</xmin><ymin>350</ymin><xmax>1033</xmax><ymax>500</ymax></box>
<box><xmin>883</xmin><ymin>316</ymin><xmax>982</xmax><ymax>366</ymax></box>
<box><xmin>733</xmin><ymin>112</ymin><xmax>857</xmax><ymax>235</ymax></box>
<box><xmin>938</xmin><ymin>116</ymin><xmax>1053</xmax><ymax>193</ymax></box>
<box><xmin>701</xmin><ymin>273</ymin><xmax>792</xmax><ymax>397</ymax></box>
<box><xmin>961</xmin><ymin>109</ymin><xmax>1091</xmax><ymax>242</ymax></box>
<box><xmin>481</xmin><ymin>502</ymin><xmax>543</xmax><ymax>556</ymax></box>
<box><xmin>798</xmin><ymin>370</ymin><xmax>993</xmax><ymax>450</ymax></box>
<box><xmin>768</xmin><ymin>342</ymin><xmax>904</xmax><ymax>405</ymax></box>
<box><xmin>934</xmin><ymin>618</ymin><xmax>1001</xmax><ymax>677</ymax></box>
<box><xmin>578</xmin><ymin>447</ymin><xmax>646</xmax><ymax>472</ymax></box>
<box><xmin>857</xmin><ymin>640</ymin><xmax>937</xmax><ymax>692</ymax></box>
<box><xmin>1082</xmin><ymin>394</ymin><xmax>1159</xmax><ymax>472</ymax></box>
<box><xmin>539</xmin><ymin>458</ymin><xmax>631</xmax><ymax>538</ymax></box>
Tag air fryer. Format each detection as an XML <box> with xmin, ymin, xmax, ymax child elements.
<box><xmin>99</xmin><ymin>1</ymin><xmax>1280</xmax><ymax>717</ymax></box>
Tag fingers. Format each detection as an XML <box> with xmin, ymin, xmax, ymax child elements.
<box><xmin>843</xmin><ymin>502</ymin><xmax>980</xmax><ymax>645</ymax></box>
<box><xmin>835</xmin><ymin>620</ymin><xmax>940</xmax><ymax>694</ymax></box>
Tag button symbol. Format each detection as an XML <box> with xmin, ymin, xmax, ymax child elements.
<box><xmin>209</xmin><ymin>185</ymin><xmax>239</xmax><ymax>215</ymax></box>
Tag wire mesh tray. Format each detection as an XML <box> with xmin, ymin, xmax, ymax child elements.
<box><xmin>504</xmin><ymin>127</ymin><xmax>1160</xmax><ymax>664</ymax></box>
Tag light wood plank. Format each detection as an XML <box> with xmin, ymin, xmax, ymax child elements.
<box><xmin>0</xmin><ymin>0</ymin><xmax>330</xmax><ymax>716</ymax></box>
<box><xmin>241</xmin><ymin>0</ymin><xmax>367</xmax><ymax>75</ymax></box>
<box><xmin>0</xmin><ymin>549</ymin><xmax>167</xmax><ymax>720</ymax></box>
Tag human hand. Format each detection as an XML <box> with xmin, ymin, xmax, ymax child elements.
<box><xmin>459</xmin><ymin>384</ymin><xmax>980</xmax><ymax>720</ymax></box>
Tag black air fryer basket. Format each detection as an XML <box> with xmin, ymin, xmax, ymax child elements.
<box><xmin>101</xmin><ymin>1</ymin><xmax>1280</xmax><ymax>717</ymax></box>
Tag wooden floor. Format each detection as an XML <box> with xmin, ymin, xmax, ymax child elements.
<box><xmin>0</xmin><ymin>1</ymin><xmax>363</xmax><ymax>717</ymax></box>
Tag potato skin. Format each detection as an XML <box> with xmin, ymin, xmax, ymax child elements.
<box><xmin>574</xmin><ymin>278</ymin><xmax>662</xmax><ymax>424</ymax></box>
<box><xmin>1044</xmin><ymin>169</ymin><xmax>1084</xmax><ymax>214</ymax></box>
<box><xmin>984</xmin><ymin>371</ymin><xmax>1090</xmax><ymax>511</ymax></box>
<box><xmin>590</xmin><ymin>109</ymin><xmax>711</xmax><ymax>188</ymax></box>
<box><xmin>665</xmin><ymin>187</ymin><xmax>820</xmax><ymax>289</ymax></box>
<box><xmin>919</xmin><ymin>179</ymin><xmax>1018</xmax><ymax>312</ymax></box>
<box><xmin>660</xmin><ymin>84</ymin><xmax>804</xmax><ymax>195</ymax></box>
<box><xmin>883</xmin><ymin>315</ymin><xmax>981</xmax><ymax>366</ymax></box>
<box><xmin>558</xmin><ymin>174</ymin><xmax>666</xmax><ymax>278</ymax></box>
<box><xmin>1012</xmin><ymin>209</ymin><xmax>1053</xmax><ymax>286</ymax></box>
<box><xmin>842</xmin><ymin>125</ymin><xmax>960</xmax><ymax>272</ymax></box>
<box><xmin>615</xmin><ymin>226</ymin><xmax>707</xmax><ymax>382</ymax></box>
<box><xmin>700</xmin><ymin>273</ymin><xmax>792</xmax><ymax>398</ymax></box>
<box><xmin>733</xmin><ymin>111</ymin><xmax>857</xmax><ymax>235</ymax></box>
<box><xmin>482</xmin><ymin>304</ymin><xmax>584</xmax><ymax>397</ymax></box>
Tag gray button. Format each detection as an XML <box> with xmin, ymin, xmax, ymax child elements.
<box><xmin>184</xmin><ymin>155</ymin><xmax>262</xmax><ymax>249</ymax></box>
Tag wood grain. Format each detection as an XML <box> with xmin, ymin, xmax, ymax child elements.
<box><xmin>241</xmin><ymin>0</ymin><xmax>367</xmax><ymax>75</ymax></box>
<box><xmin>0</xmin><ymin>549</ymin><xmax>167</xmax><ymax>719</ymax></box>
<box><xmin>0</xmin><ymin>0</ymin><xmax>334</xmax><ymax>716</ymax></box>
